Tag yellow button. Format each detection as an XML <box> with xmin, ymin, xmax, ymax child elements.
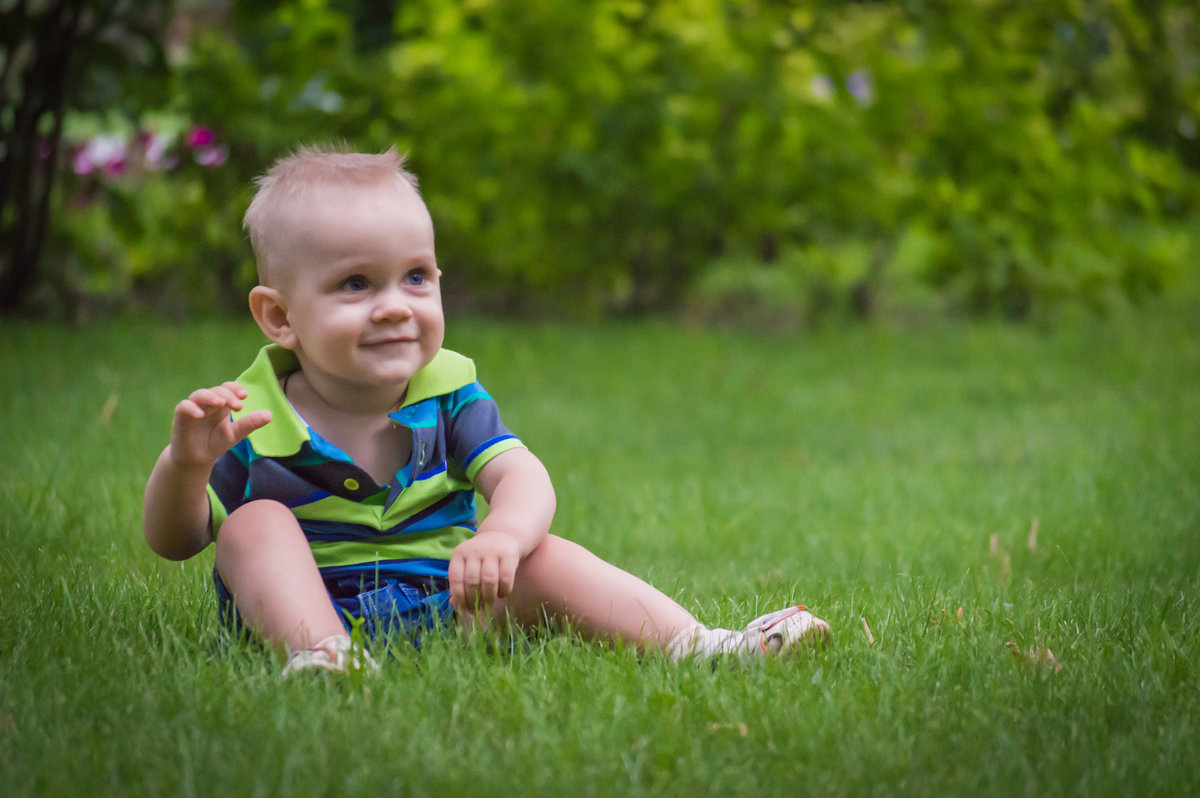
<box><xmin>343</xmin><ymin>478</ymin><xmax>359</xmax><ymax>491</ymax></box>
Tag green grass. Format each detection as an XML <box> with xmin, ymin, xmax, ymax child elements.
<box><xmin>2</xmin><ymin>306</ymin><xmax>1198</xmax><ymax>796</ymax></box>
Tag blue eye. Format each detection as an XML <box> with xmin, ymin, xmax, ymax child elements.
<box><xmin>342</xmin><ymin>275</ymin><xmax>368</xmax><ymax>291</ymax></box>
<box><xmin>405</xmin><ymin>269</ymin><xmax>427</xmax><ymax>286</ymax></box>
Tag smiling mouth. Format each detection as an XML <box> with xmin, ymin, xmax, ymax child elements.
<box><xmin>364</xmin><ymin>337</ymin><xmax>417</xmax><ymax>346</ymax></box>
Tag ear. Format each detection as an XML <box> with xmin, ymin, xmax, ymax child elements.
<box><xmin>248</xmin><ymin>286</ymin><xmax>298</xmax><ymax>349</ymax></box>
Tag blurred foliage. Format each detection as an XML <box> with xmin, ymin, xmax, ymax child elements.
<box><xmin>36</xmin><ymin>0</ymin><xmax>1200</xmax><ymax>321</ymax></box>
<box><xmin>0</xmin><ymin>0</ymin><xmax>173</xmax><ymax>314</ymax></box>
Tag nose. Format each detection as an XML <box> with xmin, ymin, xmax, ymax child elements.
<box><xmin>371</xmin><ymin>285</ymin><xmax>414</xmax><ymax>323</ymax></box>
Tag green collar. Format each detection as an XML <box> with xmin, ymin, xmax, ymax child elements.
<box><xmin>232</xmin><ymin>344</ymin><xmax>477</xmax><ymax>457</ymax></box>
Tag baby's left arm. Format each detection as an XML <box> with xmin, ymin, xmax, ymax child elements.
<box><xmin>448</xmin><ymin>448</ymin><xmax>556</xmax><ymax>612</ymax></box>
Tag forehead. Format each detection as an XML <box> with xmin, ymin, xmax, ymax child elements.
<box><xmin>268</xmin><ymin>179</ymin><xmax>435</xmax><ymax>282</ymax></box>
<box><xmin>274</xmin><ymin>180</ymin><xmax>433</xmax><ymax>252</ymax></box>
<box><xmin>288</xmin><ymin>177</ymin><xmax>429</xmax><ymax>222</ymax></box>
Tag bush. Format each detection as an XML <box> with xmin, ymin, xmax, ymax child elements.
<box><xmin>46</xmin><ymin>0</ymin><xmax>1200</xmax><ymax>320</ymax></box>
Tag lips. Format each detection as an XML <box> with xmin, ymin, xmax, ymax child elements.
<box><xmin>363</xmin><ymin>336</ymin><xmax>417</xmax><ymax>346</ymax></box>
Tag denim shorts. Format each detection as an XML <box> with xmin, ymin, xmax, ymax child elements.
<box><xmin>214</xmin><ymin>569</ymin><xmax>455</xmax><ymax>644</ymax></box>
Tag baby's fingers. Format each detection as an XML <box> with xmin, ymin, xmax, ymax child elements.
<box><xmin>448</xmin><ymin>554</ymin><xmax>466</xmax><ymax>609</ymax></box>
<box><xmin>195</xmin><ymin>383</ymin><xmax>248</xmax><ymax>412</ymax></box>
<box><xmin>229</xmin><ymin>409</ymin><xmax>272</xmax><ymax>442</ymax></box>
<box><xmin>495</xmin><ymin>555</ymin><xmax>518</xmax><ymax>601</ymax></box>
<box><xmin>478</xmin><ymin>557</ymin><xmax>501</xmax><ymax>606</ymax></box>
<box><xmin>220</xmin><ymin>381</ymin><xmax>249</xmax><ymax>400</ymax></box>
<box><xmin>175</xmin><ymin>395</ymin><xmax>229</xmax><ymax>424</ymax></box>
<box><xmin>174</xmin><ymin>398</ymin><xmax>208</xmax><ymax>421</ymax></box>
<box><xmin>448</xmin><ymin>554</ymin><xmax>485</xmax><ymax>611</ymax></box>
<box><xmin>182</xmin><ymin>388</ymin><xmax>229</xmax><ymax>415</ymax></box>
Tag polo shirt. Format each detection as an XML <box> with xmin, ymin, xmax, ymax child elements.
<box><xmin>207</xmin><ymin>344</ymin><xmax>525</xmax><ymax>589</ymax></box>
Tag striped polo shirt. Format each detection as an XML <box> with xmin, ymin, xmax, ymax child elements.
<box><xmin>207</xmin><ymin>344</ymin><xmax>525</xmax><ymax>588</ymax></box>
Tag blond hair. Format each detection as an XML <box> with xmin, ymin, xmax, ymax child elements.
<box><xmin>243</xmin><ymin>143</ymin><xmax>420</xmax><ymax>285</ymax></box>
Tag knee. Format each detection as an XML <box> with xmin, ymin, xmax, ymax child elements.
<box><xmin>215</xmin><ymin>500</ymin><xmax>303</xmax><ymax>559</ymax></box>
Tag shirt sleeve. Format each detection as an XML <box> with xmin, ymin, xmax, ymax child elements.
<box><xmin>444</xmin><ymin>381</ymin><xmax>526</xmax><ymax>484</ymax></box>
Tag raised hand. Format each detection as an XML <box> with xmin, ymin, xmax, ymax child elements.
<box><xmin>169</xmin><ymin>381</ymin><xmax>272</xmax><ymax>469</ymax></box>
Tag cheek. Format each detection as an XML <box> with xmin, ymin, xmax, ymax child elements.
<box><xmin>422</xmin><ymin>311</ymin><xmax>445</xmax><ymax>353</ymax></box>
<box><xmin>317</xmin><ymin>304</ymin><xmax>368</xmax><ymax>329</ymax></box>
<box><xmin>428</xmin><ymin>311</ymin><xmax>446</xmax><ymax>340</ymax></box>
<box><xmin>419</xmin><ymin>299</ymin><xmax>445</xmax><ymax>329</ymax></box>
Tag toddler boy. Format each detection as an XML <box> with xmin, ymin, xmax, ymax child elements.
<box><xmin>142</xmin><ymin>145</ymin><xmax>830</xmax><ymax>674</ymax></box>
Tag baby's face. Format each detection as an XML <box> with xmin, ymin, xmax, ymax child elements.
<box><xmin>270</xmin><ymin>179</ymin><xmax>445</xmax><ymax>393</ymax></box>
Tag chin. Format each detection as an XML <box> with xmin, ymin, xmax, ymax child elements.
<box><xmin>379</xmin><ymin>367</ymin><xmax>423</xmax><ymax>385</ymax></box>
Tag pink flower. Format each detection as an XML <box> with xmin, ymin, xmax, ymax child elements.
<box><xmin>141</xmin><ymin>131</ymin><xmax>177</xmax><ymax>170</ymax></box>
<box><xmin>73</xmin><ymin>146</ymin><xmax>95</xmax><ymax>175</ymax></box>
<box><xmin>73</xmin><ymin>134</ymin><xmax>127</xmax><ymax>176</ymax></box>
<box><xmin>194</xmin><ymin>145</ymin><xmax>228</xmax><ymax>167</ymax></box>
<box><xmin>185</xmin><ymin>127</ymin><xmax>216</xmax><ymax>148</ymax></box>
<box><xmin>103</xmin><ymin>156</ymin><xmax>127</xmax><ymax>176</ymax></box>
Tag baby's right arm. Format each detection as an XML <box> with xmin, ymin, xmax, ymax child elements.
<box><xmin>143</xmin><ymin>382</ymin><xmax>271</xmax><ymax>561</ymax></box>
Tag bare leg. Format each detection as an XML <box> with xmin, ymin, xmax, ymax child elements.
<box><xmin>214</xmin><ymin>499</ymin><xmax>345</xmax><ymax>652</ymax></box>
<box><xmin>490</xmin><ymin>534</ymin><xmax>698</xmax><ymax>652</ymax></box>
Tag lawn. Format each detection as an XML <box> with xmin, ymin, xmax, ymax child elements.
<box><xmin>1</xmin><ymin>306</ymin><xmax>1197</xmax><ymax>796</ymax></box>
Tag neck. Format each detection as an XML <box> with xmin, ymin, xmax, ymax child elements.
<box><xmin>285</xmin><ymin>367</ymin><xmax>406</xmax><ymax>420</ymax></box>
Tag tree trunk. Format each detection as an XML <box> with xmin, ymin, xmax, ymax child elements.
<box><xmin>0</xmin><ymin>0</ymin><xmax>84</xmax><ymax>313</ymax></box>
